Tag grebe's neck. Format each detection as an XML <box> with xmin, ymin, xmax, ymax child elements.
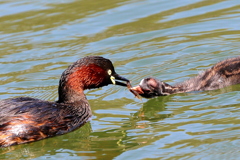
<box><xmin>57</xmin><ymin>86</ymin><xmax>86</xmax><ymax>103</ymax></box>
<box><xmin>57</xmin><ymin>68</ymin><xmax>86</xmax><ymax>103</ymax></box>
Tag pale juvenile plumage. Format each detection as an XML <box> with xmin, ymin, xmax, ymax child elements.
<box><xmin>131</xmin><ymin>57</ymin><xmax>240</xmax><ymax>98</ymax></box>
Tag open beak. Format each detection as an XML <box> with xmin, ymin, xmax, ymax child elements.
<box><xmin>111</xmin><ymin>73</ymin><xmax>129</xmax><ymax>86</ymax></box>
<box><xmin>110</xmin><ymin>73</ymin><xmax>141</xmax><ymax>99</ymax></box>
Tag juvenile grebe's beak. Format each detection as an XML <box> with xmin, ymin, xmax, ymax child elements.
<box><xmin>111</xmin><ymin>73</ymin><xmax>129</xmax><ymax>86</ymax></box>
<box><xmin>111</xmin><ymin>73</ymin><xmax>141</xmax><ymax>99</ymax></box>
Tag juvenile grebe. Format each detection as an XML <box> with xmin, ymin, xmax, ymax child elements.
<box><xmin>0</xmin><ymin>56</ymin><xmax>130</xmax><ymax>147</ymax></box>
<box><xmin>130</xmin><ymin>56</ymin><xmax>240</xmax><ymax>98</ymax></box>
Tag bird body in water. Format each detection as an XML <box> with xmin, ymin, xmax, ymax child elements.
<box><xmin>0</xmin><ymin>56</ymin><xmax>130</xmax><ymax>147</ymax></box>
<box><xmin>131</xmin><ymin>56</ymin><xmax>240</xmax><ymax>98</ymax></box>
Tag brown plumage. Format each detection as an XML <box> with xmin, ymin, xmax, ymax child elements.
<box><xmin>130</xmin><ymin>56</ymin><xmax>240</xmax><ymax>98</ymax></box>
<box><xmin>0</xmin><ymin>56</ymin><xmax>130</xmax><ymax>147</ymax></box>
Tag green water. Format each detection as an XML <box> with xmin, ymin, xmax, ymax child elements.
<box><xmin>1</xmin><ymin>0</ymin><xmax>240</xmax><ymax>159</ymax></box>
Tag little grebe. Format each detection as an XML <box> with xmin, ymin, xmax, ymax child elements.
<box><xmin>131</xmin><ymin>56</ymin><xmax>240</xmax><ymax>98</ymax></box>
<box><xmin>0</xmin><ymin>56</ymin><xmax>130</xmax><ymax>147</ymax></box>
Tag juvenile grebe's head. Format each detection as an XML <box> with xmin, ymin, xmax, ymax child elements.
<box><xmin>130</xmin><ymin>77</ymin><xmax>172</xmax><ymax>98</ymax></box>
<box><xmin>58</xmin><ymin>56</ymin><xmax>129</xmax><ymax>102</ymax></box>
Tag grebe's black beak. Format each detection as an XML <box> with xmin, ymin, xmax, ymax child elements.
<box><xmin>111</xmin><ymin>73</ymin><xmax>129</xmax><ymax>87</ymax></box>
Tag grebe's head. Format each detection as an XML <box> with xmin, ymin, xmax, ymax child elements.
<box><xmin>58</xmin><ymin>56</ymin><xmax>130</xmax><ymax>103</ymax></box>
<box><xmin>130</xmin><ymin>77</ymin><xmax>171</xmax><ymax>98</ymax></box>
<box><xmin>60</xmin><ymin>56</ymin><xmax>129</xmax><ymax>91</ymax></box>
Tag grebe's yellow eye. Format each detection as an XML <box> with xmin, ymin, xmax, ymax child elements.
<box><xmin>108</xmin><ymin>70</ymin><xmax>112</xmax><ymax>75</ymax></box>
<box><xmin>108</xmin><ymin>70</ymin><xmax>115</xmax><ymax>84</ymax></box>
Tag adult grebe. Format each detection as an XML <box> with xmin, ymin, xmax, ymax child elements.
<box><xmin>0</xmin><ymin>56</ymin><xmax>130</xmax><ymax>147</ymax></box>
